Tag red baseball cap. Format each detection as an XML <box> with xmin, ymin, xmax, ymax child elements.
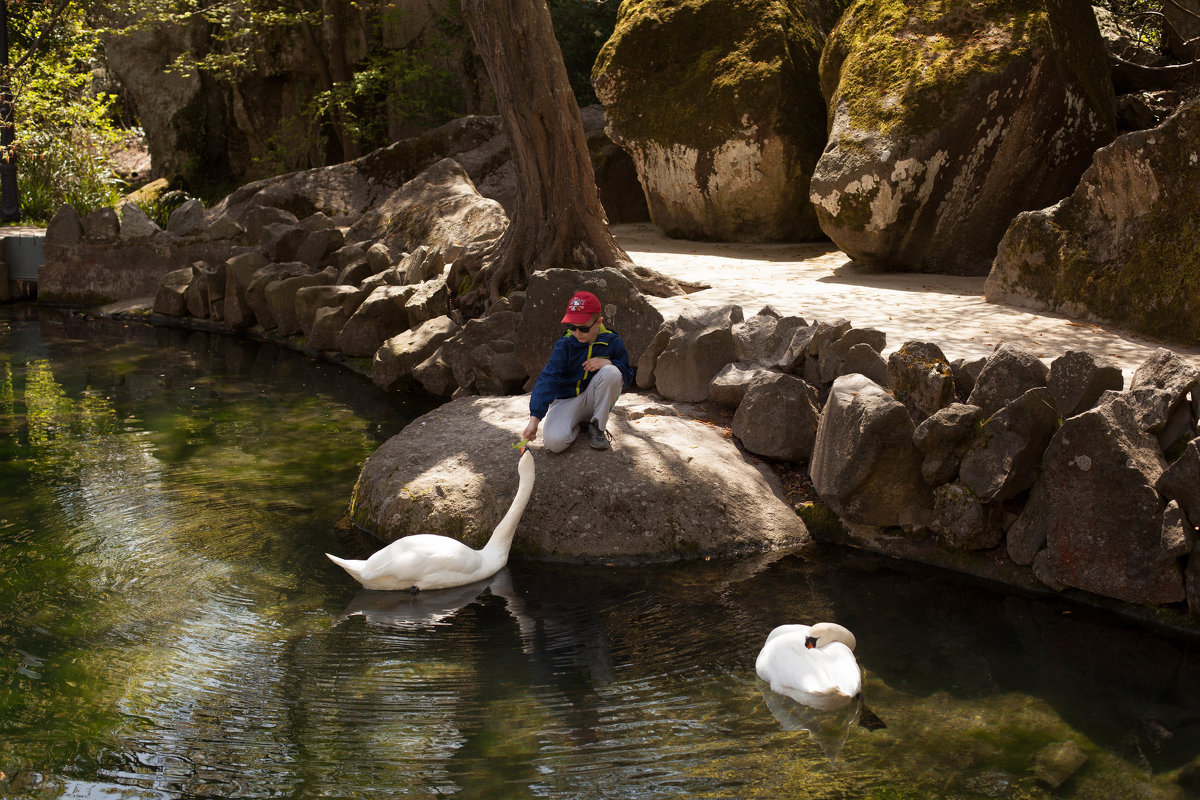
<box><xmin>561</xmin><ymin>290</ymin><xmax>602</xmax><ymax>324</ymax></box>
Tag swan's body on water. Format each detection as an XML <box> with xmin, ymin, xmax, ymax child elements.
<box><xmin>327</xmin><ymin>449</ymin><xmax>535</xmax><ymax>592</ymax></box>
<box><xmin>756</xmin><ymin>622</ymin><xmax>861</xmax><ymax>711</ymax></box>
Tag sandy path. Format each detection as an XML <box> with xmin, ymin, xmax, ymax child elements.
<box><xmin>615</xmin><ymin>222</ymin><xmax>1200</xmax><ymax>378</ymax></box>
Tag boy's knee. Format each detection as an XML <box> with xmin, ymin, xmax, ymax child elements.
<box><xmin>543</xmin><ymin>431</ymin><xmax>572</xmax><ymax>453</ymax></box>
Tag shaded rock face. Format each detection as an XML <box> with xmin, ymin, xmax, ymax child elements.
<box><xmin>349</xmin><ymin>395</ymin><xmax>809</xmax><ymax>563</ymax></box>
<box><xmin>810</xmin><ymin>373</ymin><xmax>931</xmax><ymax>528</ymax></box>
<box><xmin>811</xmin><ymin>0</ymin><xmax>1115</xmax><ymax>275</ymax></box>
<box><xmin>1021</xmin><ymin>398</ymin><xmax>1184</xmax><ymax>605</ymax></box>
<box><xmin>987</xmin><ymin>96</ymin><xmax>1200</xmax><ymax>345</ymax></box>
<box><xmin>593</xmin><ymin>0</ymin><xmax>847</xmax><ymax>242</ymax></box>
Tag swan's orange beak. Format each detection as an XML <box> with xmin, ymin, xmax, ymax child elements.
<box><xmin>804</xmin><ymin>637</ymin><xmax>817</xmax><ymax>649</ymax></box>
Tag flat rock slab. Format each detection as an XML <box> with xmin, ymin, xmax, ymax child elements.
<box><xmin>350</xmin><ymin>394</ymin><xmax>808</xmax><ymax>564</ymax></box>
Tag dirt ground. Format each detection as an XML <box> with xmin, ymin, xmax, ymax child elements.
<box><xmin>615</xmin><ymin>222</ymin><xmax>1200</xmax><ymax>378</ymax></box>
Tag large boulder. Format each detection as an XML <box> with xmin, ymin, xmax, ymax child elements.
<box><xmin>442</xmin><ymin>311</ymin><xmax>528</xmax><ymax>396</ymax></box>
<box><xmin>810</xmin><ymin>373</ymin><xmax>932</xmax><ymax>529</ymax></box>
<box><xmin>811</xmin><ymin>0</ymin><xmax>1115</xmax><ymax>274</ymax></box>
<box><xmin>967</xmin><ymin>342</ymin><xmax>1049</xmax><ymax>418</ymax></box>
<box><xmin>337</xmin><ymin>285</ymin><xmax>418</xmax><ymax>358</ymax></box>
<box><xmin>349</xmin><ymin>394</ymin><xmax>809</xmax><ymax>563</ymax></box>
<box><xmin>372</xmin><ymin>315</ymin><xmax>462</xmax><ymax>392</ymax></box>
<box><xmin>986</xmin><ymin>96</ymin><xmax>1200</xmax><ymax>344</ymax></box>
<box><xmin>265</xmin><ymin>267</ymin><xmax>337</xmax><ymax>336</ymax></box>
<box><xmin>886</xmin><ymin>340</ymin><xmax>956</xmax><ymax>424</ymax></box>
<box><xmin>515</xmin><ymin>268</ymin><xmax>664</xmax><ymax>380</ymax></box>
<box><xmin>1047</xmin><ymin>349</ymin><xmax>1123</xmax><ymax>418</ymax></box>
<box><xmin>592</xmin><ymin>0</ymin><xmax>845</xmax><ymax>241</ymax></box>
<box><xmin>343</xmin><ymin>157</ymin><xmax>508</xmax><ymax>260</ymax></box>
<box><xmin>1020</xmin><ymin>397</ymin><xmax>1186</xmax><ymax>605</ymax></box>
<box><xmin>957</xmin><ymin>387</ymin><xmax>1060</xmax><ymax>503</ymax></box>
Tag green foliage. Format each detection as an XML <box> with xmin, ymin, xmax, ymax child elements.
<box><xmin>1094</xmin><ymin>0</ymin><xmax>1164</xmax><ymax>51</ymax></box>
<box><xmin>5</xmin><ymin>1</ymin><xmax>125</xmax><ymax>222</ymax></box>
<box><xmin>548</xmin><ymin>0</ymin><xmax>620</xmax><ymax>106</ymax></box>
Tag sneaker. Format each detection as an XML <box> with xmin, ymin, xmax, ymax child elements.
<box><xmin>586</xmin><ymin>420</ymin><xmax>611</xmax><ymax>450</ymax></box>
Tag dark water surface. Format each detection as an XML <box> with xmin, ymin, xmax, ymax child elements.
<box><xmin>2</xmin><ymin>305</ymin><xmax>1200</xmax><ymax>799</ymax></box>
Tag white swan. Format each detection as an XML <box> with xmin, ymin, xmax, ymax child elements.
<box><xmin>326</xmin><ymin>449</ymin><xmax>535</xmax><ymax>592</ymax></box>
<box><xmin>756</xmin><ymin>622</ymin><xmax>862</xmax><ymax>711</ymax></box>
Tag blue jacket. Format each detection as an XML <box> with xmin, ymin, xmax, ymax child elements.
<box><xmin>529</xmin><ymin>326</ymin><xmax>635</xmax><ymax>419</ymax></box>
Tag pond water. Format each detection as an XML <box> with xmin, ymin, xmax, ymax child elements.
<box><xmin>2</xmin><ymin>305</ymin><xmax>1200</xmax><ymax>800</ymax></box>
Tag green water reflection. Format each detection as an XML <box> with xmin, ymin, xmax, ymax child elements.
<box><xmin>1</xmin><ymin>306</ymin><xmax>1199</xmax><ymax>799</ymax></box>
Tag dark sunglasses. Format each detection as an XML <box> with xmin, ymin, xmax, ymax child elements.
<box><xmin>566</xmin><ymin>320</ymin><xmax>596</xmax><ymax>333</ymax></box>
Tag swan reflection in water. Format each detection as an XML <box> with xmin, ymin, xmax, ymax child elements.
<box><xmin>758</xmin><ymin>680</ymin><xmax>863</xmax><ymax>762</ymax></box>
<box><xmin>333</xmin><ymin>567</ymin><xmax>536</xmax><ymax>652</ymax></box>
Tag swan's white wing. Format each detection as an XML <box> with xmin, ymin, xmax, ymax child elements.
<box><xmin>360</xmin><ymin>534</ymin><xmax>484</xmax><ymax>589</ymax></box>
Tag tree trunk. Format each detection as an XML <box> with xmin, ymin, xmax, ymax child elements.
<box><xmin>452</xmin><ymin>0</ymin><xmax>634</xmax><ymax>315</ymax></box>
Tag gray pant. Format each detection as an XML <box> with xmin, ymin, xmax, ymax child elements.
<box><xmin>541</xmin><ymin>364</ymin><xmax>623</xmax><ymax>453</ymax></box>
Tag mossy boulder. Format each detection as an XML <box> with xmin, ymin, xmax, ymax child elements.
<box><xmin>593</xmin><ymin>0</ymin><xmax>848</xmax><ymax>242</ymax></box>
<box><xmin>986</xmin><ymin>95</ymin><xmax>1200</xmax><ymax>345</ymax></box>
<box><xmin>810</xmin><ymin>0</ymin><xmax>1115</xmax><ymax>275</ymax></box>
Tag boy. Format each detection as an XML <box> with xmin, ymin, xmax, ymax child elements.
<box><xmin>522</xmin><ymin>290</ymin><xmax>635</xmax><ymax>452</ymax></box>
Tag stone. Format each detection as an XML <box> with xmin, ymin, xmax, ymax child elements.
<box><xmin>45</xmin><ymin>205</ymin><xmax>83</xmax><ymax>244</ymax></box>
<box><xmin>958</xmin><ymin>387</ymin><xmax>1060</xmax><ymax>503</ymax></box>
<box><xmin>244</xmin><ymin>206</ymin><xmax>300</xmax><ymax>243</ymax></box>
<box><xmin>812</xmin><ymin>0</ymin><xmax>1114</xmax><ymax>274</ymax></box>
<box><xmin>912</xmin><ymin>402</ymin><xmax>984</xmax><ymax>486</ymax></box>
<box><xmin>152</xmin><ymin>265</ymin><xmax>195</xmax><ymax>316</ymax></box>
<box><xmin>204</xmin><ymin>261</ymin><xmax>227</xmax><ymax>321</ymax></box>
<box><xmin>208</xmin><ymin>212</ymin><xmax>244</xmax><ymax>240</ymax></box>
<box><xmin>442</xmin><ymin>311</ymin><xmax>527</xmax><ymax>396</ymax></box>
<box><xmin>1026</xmin><ymin>397</ymin><xmax>1184</xmax><ymax>605</ymax></box>
<box><xmin>810</xmin><ymin>374</ymin><xmax>932</xmax><ymax>529</ymax></box>
<box><xmin>337</xmin><ymin>254</ymin><xmax>375</xmax><ymax>287</ymax></box>
<box><xmin>772</xmin><ymin>319</ymin><xmax>850</xmax><ymax>377</ymax></box>
<box><xmin>337</xmin><ymin>285</ymin><xmax>418</xmax><ymax>358</ymax></box>
<box><xmin>82</xmin><ymin>207</ymin><xmax>120</xmax><ymax>242</ymax></box>
<box><xmin>222</xmin><ymin>252</ymin><xmax>271</xmax><ymax>329</ymax></box>
<box><xmin>372</xmin><ymin>315</ymin><xmax>461</xmax><ymax>391</ymax></box>
<box><xmin>184</xmin><ymin>261</ymin><xmax>217</xmax><ymax>319</ymax></box>
<box><xmin>967</xmin><ymin>343</ymin><xmax>1049</xmax><ymax>418</ymax></box>
<box><xmin>1158</xmin><ymin>439</ymin><xmax>1200</xmax><ymax>529</ymax></box>
<box><xmin>349</xmin><ymin>395</ymin><xmax>809</xmax><ymax>562</ymax></box>
<box><xmin>887</xmin><ymin>341</ymin><xmax>957</xmax><ymax>424</ymax></box>
<box><xmin>930</xmin><ymin>481</ymin><xmax>1003</xmax><ymax>551</ymax></box>
<box><xmin>245</xmin><ymin>262</ymin><xmax>311</xmax><ymax>331</ymax></box>
<box><xmin>653</xmin><ymin>304</ymin><xmax>744</xmax><ymax>402</ymax></box>
<box><xmin>344</xmin><ymin>157</ymin><xmax>508</xmax><ymax>257</ymax></box>
<box><xmin>295</xmin><ymin>285</ymin><xmax>369</xmax><ymax>339</ymax></box>
<box><xmin>402</xmin><ymin>276</ymin><xmax>451</xmax><ymax>329</ymax></box>
<box><xmin>731</xmin><ymin>308</ymin><xmax>807</xmax><ymax>363</ymax></box>
<box><xmin>119</xmin><ymin>203</ymin><xmax>162</xmax><ymax>239</ymax></box>
<box><xmin>516</xmin><ymin>267</ymin><xmax>665</xmax><ymax>382</ymax></box>
<box><xmin>840</xmin><ymin>342</ymin><xmax>890</xmax><ymax>387</ymax></box>
<box><xmin>709</xmin><ymin>363</ymin><xmax>779</xmax><ymax>407</ymax></box>
<box><xmin>166</xmin><ymin>198</ymin><xmax>207</xmax><ymax>237</ymax></box>
<box><xmin>412</xmin><ymin>346</ymin><xmax>459</xmax><ymax>397</ymax></box>
<box><xmin>265</xmin><ymin>266</ymin><xmax>337</xmax><ymax>336</ymax></box>
<box><xmin>259</xmin><ymin>222</ymin><xmax>307</xmax><ymax>262</ymax></box>
<box><xmin>295</xmin><ymin>227</ymin><xmax>345</xmax><ymax>268</ymax></box>
<box><xmin>986</xmin><ymin>96</ymin><xmax>1200</xmax><ymax>344</ymax></box>
<box><xmin>398</xmin><ymin>246</ymin><xmax>446</xmax><ymax>285</ymax></box>
<box><xmin>593</xmin><ymin>0</ymin><xmax>842</xmax><ymax>241</ymax></box>
<box><xmin>366</xmin><ymin>242</ymin><xmax>391</xmax><ymax>274</ymax></box>
<box><xmin>1033</xmin><ymin>740</ymin><xmax>1088</xmax><ymax>789</ymax></box>
<box><xmin>732</xmin><ymin>372</ymin><xmax>821</xmax><ymax>462</ymax></box>
<box><xmin>951</xmin><ymin>357</ymin><xmax>986</xmax><ymax>402</ymax></box>
<box><xmin>1048</xmin><ymin>350</ymin><xmax>1123</xmax><ymax>417</ymax></box>
<box><xmin>309</xmin><ymin>305</ymin><xmax>352</xmax><ymax>351</ymax></box>
<box><xmin>819</xmin><ymin>327</ymin><xmax>886</xmax><ymax>384</ymax></box>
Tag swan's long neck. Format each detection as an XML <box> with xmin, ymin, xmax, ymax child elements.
<box><xmin>480</xmin><ymin>453</ymin><xmax>535</xmax><ymax>565</ymax></box>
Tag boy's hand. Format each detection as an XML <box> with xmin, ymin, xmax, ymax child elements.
<box><xmin>583</xmin><ymin>357</ymin><xmax>611</xmax><ymax>372</ymax></box>
<box><xmin>522</xmin><ymin>416</ymin><xmax>540</xmax><ymax>440</ymax></box>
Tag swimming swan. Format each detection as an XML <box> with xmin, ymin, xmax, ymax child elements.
<box><xmin>327</xmin><ymin>449</ymin><xmax>535</xmax><ymax>592</ymax></box>
<box><xmin>756</xmin><ymin>622</ymin><xmax>862</xmax><ymax>711</ymax></box>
